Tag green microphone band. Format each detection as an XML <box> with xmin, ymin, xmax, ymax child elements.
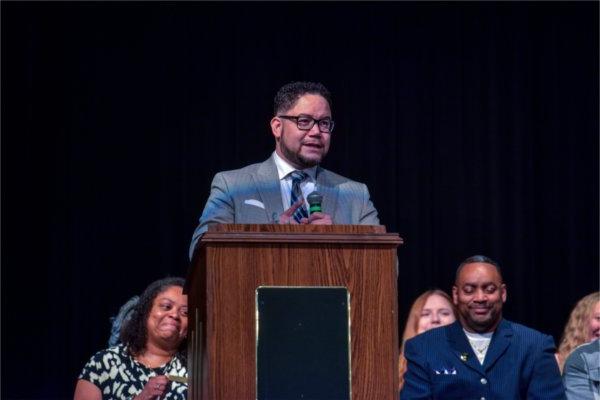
<box><xmin>309</xmin><ymin>204</ymin><xmax>322</xmax><ymax>213</ymax></box>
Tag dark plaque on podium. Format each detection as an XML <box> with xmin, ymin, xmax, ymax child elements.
<box><xmin>256</xmin><ymin>287</ymin><xmax>350</xmax><ymax>400</ymax></box>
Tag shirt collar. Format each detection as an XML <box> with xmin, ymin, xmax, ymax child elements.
<box><xmin>463</xmin><ymin>329</ymin><xmax>494</xmax><ymax>340</ymax></box>
<box><xmin>272</xmin><ymin>151</ymin><xmax>317</xmax><ymax>181</ymax></box>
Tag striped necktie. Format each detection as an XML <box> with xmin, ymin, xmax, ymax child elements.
<box><xmin>290</xmin><ymin>170</ymin><xmax>309</xmax><ymax>223</ymax></box>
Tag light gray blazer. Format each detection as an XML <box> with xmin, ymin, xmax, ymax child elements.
<box><xmin>563</xmin><ymin>339</ymin><xmax>600</xmax><ymax>400</ymax></box>
<box><xmin>189</xmin><ymin>155</ymin><xmax>380</xmax><ymax>258</ymax></box>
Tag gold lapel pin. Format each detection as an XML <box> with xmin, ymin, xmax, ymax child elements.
<box><xmin>460</xmin><ymin>353</ymin><xmax>468</xmax><ymax>362</ymax></box>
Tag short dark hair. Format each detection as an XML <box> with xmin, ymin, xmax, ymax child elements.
<box><xmin>455</xmin><ymin>255</ymin><xmax>503</xmax><ymax>284</ymax></box>
<box><xmin>274</xmin><ymin>81</ymin><xmax>332</xmax><ymax>115</ymax></box>
<box><xmin>120</xmin><ymin>277</ymin><xmax>187</xmax><ymax>359</ymax></box>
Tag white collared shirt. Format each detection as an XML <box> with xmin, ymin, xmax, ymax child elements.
<box><xmin>272</xmin><ymin>151</ymin><xmax>318</xmax><ymax>212</ymax></box>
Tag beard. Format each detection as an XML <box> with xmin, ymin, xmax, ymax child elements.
<box><xmin>278</xmin><ymin>128</ymin><xmax>327</xmax><ymax>169</ymax></box>
<box><xmin>280</xmin><ymin>142</ymin><xmax>319</xmax><ymax>168</ymax></box>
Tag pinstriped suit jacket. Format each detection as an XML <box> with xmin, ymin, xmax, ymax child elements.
<box><xmin>189</xmin><ymin>154</ymin><xmax>380</xmax><ymax>258</ymax></box>
<box><xmin>400</xmin><ymin>319</ymin><xmax>566</xmax><ymax>400</ymax></box>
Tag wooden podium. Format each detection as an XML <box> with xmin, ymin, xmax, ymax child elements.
<box><xmin>186</xmin><ymin>224</ymin><xmax>403</xmax><ymax>399</ymax></box>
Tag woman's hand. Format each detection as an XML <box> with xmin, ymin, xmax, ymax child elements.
<box><xmin>134</xmin><ymin>375</ymin><xmax>170</xmax><ymax>400</ymax></box>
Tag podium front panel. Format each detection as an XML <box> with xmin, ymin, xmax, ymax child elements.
<box><xmin>256</xmin><ymin>287</ymin><xmax>351</xmax><ymax>400</ymax></box>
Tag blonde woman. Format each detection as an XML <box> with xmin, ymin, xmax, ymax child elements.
<box><xmin>556</xmin><ymin>292</ymin><xmax>600</xmax><ymax>373</ymax></box>
<box><xmin>398</xmin><ymin>289</ymin><xmax>457</xmax><ymax>390</ymax></box>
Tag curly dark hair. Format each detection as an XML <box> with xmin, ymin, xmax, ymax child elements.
<box><xmin>274</xmin><ymin>81</ymin><xmax>332</xmax><ymax>115</ymax></box>
<box><xmin>120</xmin><ymin>277</ymin><xmax>187</xmax><ymax>360</ymax></box>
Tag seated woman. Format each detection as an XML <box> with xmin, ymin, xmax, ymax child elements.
<box><xmin>74</xmin><ymin>277</ymin><xmax>188</xmax><ymax>400</ymax></box>
<box><xmin>398</xmin><ymin>289</ymin><xmax>457</xmax><ymax>390</ymax></box>
<box><xmin>556</xmin><ymin>291</ymin><xmax>600</xmax><ymax>373</ymax></box>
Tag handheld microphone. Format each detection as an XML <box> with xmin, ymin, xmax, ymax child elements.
<box><xmin>307</xmin><ymin>191</ymin><xmax>323</xmax><ymax>215</ymax></box>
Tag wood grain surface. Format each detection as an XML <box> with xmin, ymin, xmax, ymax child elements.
<box><xmin>187</xmin><ymin>224</ymin><xmax>402</xmax><ymax>400</ymax></box>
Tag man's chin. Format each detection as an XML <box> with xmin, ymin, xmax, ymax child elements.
<box><xmin>279</xmin><ymin>149</ymin><xmax>320</xmax><ymax>169</ymax></box>
<box><xmin>469</xmin><ymin>316</ymin><xmax>492</xmax><ymax>328</ymax></box>
<box><xmin>298</xmin><ymin>153</ymin><xmax>323</xmax><ymax>167</ymax></box>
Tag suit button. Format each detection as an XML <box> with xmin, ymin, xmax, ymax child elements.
<box><xmin>480</xmin><ymin>378</ymin><xmax>488</xmax><ymax>385</ymax></box>
<box><xmin>480</xmin><ymin>397</ymin><xmax>486</xmax><ymax>400</ymax></box>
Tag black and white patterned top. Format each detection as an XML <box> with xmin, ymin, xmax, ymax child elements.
<box><xmin>78</xmin><ymin>344</ymin><xmax>187</xmax><ymax>400</ymax></box>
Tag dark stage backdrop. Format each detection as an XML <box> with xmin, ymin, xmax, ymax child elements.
<box><xmin>2</xmin><ymin>2</ymin><xmax>598</xmax><ymax>399</ymax></box>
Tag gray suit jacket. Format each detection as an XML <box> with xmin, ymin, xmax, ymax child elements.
<box><xmin>563</xmin><ymin>339</ymin><xmax>600</xmax><ymax>400</ymax></box>
<box><xmin>189</xmin><ymin>155</ymin><xmax>380</xmax><ymax>258</ymax></box>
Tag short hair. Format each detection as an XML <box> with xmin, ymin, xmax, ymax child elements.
<box><xmin>120</xmin><ymin>277</ymin><xmax>187</xmax><ymax>359</ymax></box>
<box><xmin>556</xmin><ymin>291</ymin><xmax>600</xmax><ymax>372</ymax></box>
<box><xmin>455</xmin><ymin>255</ymin><xmax>503</xmax><ymax>284</ymax></box>
<box><xmin>273</xmin><ymin>81</ymin><xmax>332</xmax><ymax>115</ymax></box>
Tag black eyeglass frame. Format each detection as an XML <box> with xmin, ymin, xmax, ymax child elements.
<box><xmin>278</xmin><ymin>115</ymin><xmax>335</xmax><ymax>133</ymax></box>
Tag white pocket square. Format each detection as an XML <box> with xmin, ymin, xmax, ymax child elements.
<box><xmin>244</xmin><ymin>199</ymin><xmax>265</xmax><ymax>209</ymax></box>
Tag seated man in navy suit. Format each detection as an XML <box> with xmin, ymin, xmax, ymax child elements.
<box><xmin>400</xmin><ymin>255</ymin><xmax>566</xmax><ymax>399</ymax></box>
<box><xmin>189</xmin><ymin>81</ymin><xmax>380</xmax><ymax>258</ymax></box>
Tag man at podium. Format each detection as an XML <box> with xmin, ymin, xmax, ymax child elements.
<box><xmin>189</xmin><ymin>81</ymin><xmax>380</xmax><ymax>258</ymax></box>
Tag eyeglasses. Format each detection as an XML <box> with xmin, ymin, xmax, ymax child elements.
<box><xmin>278</xmin><ymin>115</ymin><xmax>335</xmax><ymax>133</ymax></box>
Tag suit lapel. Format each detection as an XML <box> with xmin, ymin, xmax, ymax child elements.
<box><xmin>483</xmin><ymin>319</ymin><xmax>512</xmax><ymax>371</ymax></box>
<box><xmin>584</xmin><ymin>339</ymin><xmax>600</xmax><ymax>369</ymax></box>
<box><xmin>315</xmin><ymin>167</ymin><xmax>338</xmax><ymax>218</ymax></box>
<box><xmin>254</xmin><ymin>156</ymin><xmax>284</xmax><ymax>220</ymax></box>
<box><xmin>446</xmin><ymin>321</ymin><xmax>485</xmax><ymax>374</ymax></box>
<box><xmin>583</xmin><ymin>340</ymin><xmax>600</xmax><ymax>383</ymax></box>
